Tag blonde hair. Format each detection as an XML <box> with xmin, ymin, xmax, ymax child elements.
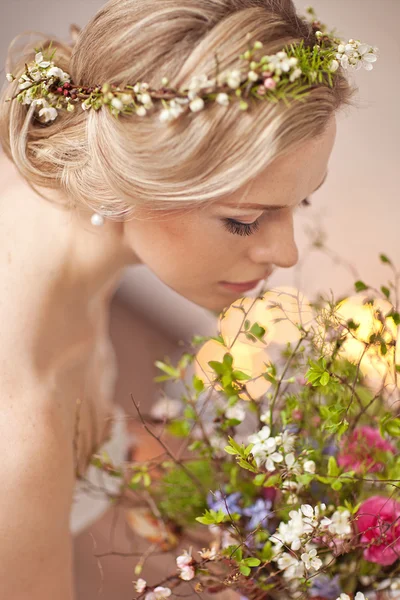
<box><xmin>0</xmin><ymin>0</ymin><xmax>357</xmax><ymax>220</ymax></box>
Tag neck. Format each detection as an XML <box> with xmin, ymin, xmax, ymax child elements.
<box><xmin>2</xmin><ymin>157</ymin><xmax>141</xmax><ymax>309</ymax></box>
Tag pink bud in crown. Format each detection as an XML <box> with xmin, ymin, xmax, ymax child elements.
<box><xmin>264</xmin><ymin>78</ymin><xmax>277</xmax><ymax>90</ymax></box>
<box><xmin>257</xmin><ymin>85</ymin><xmax>267</xmax><ymax>95</ymax></box>
<box><xmin>262</xmin><ymin>71</ymin><xmax>273</xmax><ymax>78</ymax></box>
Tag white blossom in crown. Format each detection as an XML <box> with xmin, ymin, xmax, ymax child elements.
<box><xmin>335</xmin><ymin>38</ymin><xmax>379</xmax><ymax>71</ymax></box>
<box><xmin>4</xmin><ymin>9</ymin><xmax>379</xmax><ymax>124</ymax></box>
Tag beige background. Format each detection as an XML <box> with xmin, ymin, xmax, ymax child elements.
<box><xmin>0</xmin><ymin>0</ymin><xmax>399</xmax><ymax>341</ymax></box>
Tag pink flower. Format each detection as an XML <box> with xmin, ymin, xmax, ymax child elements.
<box><xmin>264</xmin><ymin>78</ymin><xmax>277</xmax><ymax>90</ymax></box>
<box><xmin>337</xmin><ymin>426</ymin><xmax>396</xmax><ymax>473</ymax></box>
<box><xmin>356</xmin><ymin>495</ymin><xmax>400</xmax><ymax>566</ymax></box>
<box><xmin>257</xmin><ymin>85</ymin><xmax>266</xmax><ymax>95</ymax></box>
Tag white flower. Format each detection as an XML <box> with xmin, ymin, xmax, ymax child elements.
<box><xmin>159</xmin><ymin>99</ymin><xmax>186</xmax><ymax>122</ymax></box>
<box><xmin>335</xmin><ymin>39</ymin><xmax>378</xmax><ymax>71</ymax></box>
<box><xmin>34</xmin><ymin>52</ymin><xmax>51</xmax><ymax>69</ymax></box>
<box><xmin>135</xmin><ymin>106</ymin><xmax>147</xmax><ymax>116</ymax></box>
<box><xmin>278</xmin><ymin>430</ymin><xmax>296</xmax><ymax>453</ymax></box>
<box><xmin>47</xmin><ymin>66</ymin><xmax>64</xmax><ymax>80</ymax></box>
<box><xmin>176</xmin><ymin>550</ymin><xmax>192</xmax><ymax>569</ymax></box>
<box><xmin>300</xmin><ymin>547</ymin><xmax>322</xmax><ymax>571</ymax></box>
<box><xmin>19</xmin><ymin>81</ymin><xmax>32</xmax><ymax>90</ymax></box>
<box><xmin>336</xmin><ymin>594</ymin><xmax>351</xmax><ymax>600</ymax></box>
<box><xmin>355</xmin><ymin>593</ymin><xmax>368</xmax><ymax>600</ymax></box>
<box><xmin>198</xmin><ymin>544</ymin><xmax>218</xmax><ymax>560</ymax></box>
<box><xmin>248</xmin><ymin>425</ymin><xmax>271</xmax><ymax>444</ymax></box>
<box><xmin>111</xmin><ymin>97</ymin><xmax>124</xmax><ymax>110</ymax></box>
<box><xmin>145</xmin><ymin>587</ymin><xmax>172</xmax><ymax>600</ymax></box>
<box><xmin>138</xmin><ymin>92</ymin><xmax>152</xmax><ymax>107</ymax></box>
<box><xmin>260</xmin><ymin>411</ymin><xmax>271</xmax><ymax>424</ymax></box>
<box><xmin>189</xmin><ymin>97</ymin><xmax>205</xmax><ymax>112</ymax></box>
<box><xmin>135</xmin><ymin>578</ymin><xmax>147</xmax><ymax>593</ymax></box>
<box><xmin>225</xmin><ymin>404</ymin><xmax>246</xmax><ymax>422</ymax></box>
<box><xmin>289</xmin><ymin>67</ymin><xmax>302</xmax><ymax>82</ymax></box>
<box><xmin>301</xmin><ymin>504</ymin><xmax>314</xmax><ymax>519</ymax></box>
<box><xmin>226</xmin><ymin>69</ymin><xmax>242</xmax><ymax>89</ymax></box>
<box><xmin>303</xmin><ymin>460</ymin><xmax>316</xmax><ymax>473</ymax></box>
<box><xmin>329</xmin><ymin>59</ymin><xmax>340</xmax><ymax>72</ymax></box>
<box><xmin>321</xmin><ymin>509</ymin><xmax>352</xmax><ymax>537</ymax></box>
<box><xmin>6</xmin><ymin>73</ymin><xmax>15</xmax><ymax>82</ymax></box>
<box><xmin>38</xmin><ymin>106</ymin><xmax>58</xmax><ymax>122</ymax></box>
<box><xmin>247</xmin><ymin>70</ymin><xmax>259</xmax><ymax>82</ymax></box>
<box><xmin>151</xmin><ymin>396</ymin><xmax>182</xmax><ymax>421</ymax></box>
<box><xmin>216</xmin><ymin>92</ymin><xmax>230</xmax><ymax>106</ymax></box>
<box><xmin>277</xmin><ymin>552</ymin><xmax>304</xmax><ymax>580</ymax></box>
<box><xmin>179</xmin><ymin>565</ymin><xmax>195</xmax><ymax>581</ymax></box>
<box><xmin>285</xmin><ymin>452</ymin><xmax>295</xmax><ymax>467</ymax></box>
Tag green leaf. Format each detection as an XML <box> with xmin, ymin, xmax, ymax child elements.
<box><xmin>261</xmin><ymin>541</ymin><xmax>273</xmax><ymax>561</ymax></box>
<box><xmin>232</xmin><ymin>370</ymin><xmax>251</xmax><ymax>381</ymax></box>
<box><xmin>355</xmin><ymin>280</ymin><xmax>368</xmax><ymax>292</ymax></box>
<box><xmin>254</xmin><ymin>473</ymin><xmax>267</xmax><ymax>486</ymax></box>
<box><xmin>208</xmin><ymin>360</ymin><xmax>225</xmax><ymax>376</ymax></box>
<box><xmin>389</xmin><ymin>312</ymin><xmax>400</xmax><ymax>326</ymax></box>
<box><xmin>328</xmin><ymin>455</ymin><xmax>340</xmax><ymax>477</ymax></box>
<box><xmin>184</xmin><ymin>406</ymin><xmax>197</xmax><ymax>420</ymax></box>
<box><xmin>223</xmin><ymin>353</ymin><xmax>234</xmax><ymax>368</ymax></box>
<box><xmin>244</xmin><ymin>319</ymin><xmax>251</xmax><ymax>331</ymax></box>
<box><xmin>192</xmin><ymin>375</ymin><xmax>205</xmax><ymax>392</ymax></box>
<box><xmin>196</xmin><ymin>508</ymin><xmax>225</xmax><ymax>525</ymax></box>
<box><xmin>243</xmin><ymin>558</ymin><xmax>261</xmax><ymax>567</ymax></box>
<box><xmin>239</xmin><ymin>564</ymin><xmax>251</xmax><ymax>576</ymax></box>
<box><xmin>331</xmin><ymin>479</ymin><xmax>343</xmax><ymax>491</ymax></box>
<box><xmin>249</xmin><ymin>323</ymin><xmax>266</xmax><ymax>339</ymax></box>
<box><xmin>167</xmin><ymin>420</ymin><xmax>191</xmax><ymax>437</ymax></box>
<box><xmin>263</xmin><ymin>473</ymin><xmax>281</xmax><ymax>487</ymax></box>
<box><xmin>385</xmin><ymin>418</ymin><xmax>400</xmax><ymax>437</ymax></box>
<box><xmin>380</xmin><ymin>253</ymin><xmax>392</xmax><ymax>265</ymax></box>
<box><xmin>154</xmin><ymin>361</ymin><xmax>179</xmax><ymax>378</ymax></box>
<box><xmin>224</xmin><ymin>446</ymin><xmax>238</xmax><ymax>456</ymax></box>
<box><xmin>381</xmin><ymin>286</ymin><xmax>390</xmax><ymax>299</ymax></box>
<box><xmin>320</xmin><ymin>371</ymin><xmax>330</xmax><ymax>386</ymax></box>
<box><xmin>238</xmin><ymin>458</ymin><xmax>258</xmax><ymax>473</ymax></box>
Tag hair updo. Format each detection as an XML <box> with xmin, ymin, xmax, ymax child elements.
<box><xmin>0</xmin><ymin>0</ymin><xmax>357</xmax><ymax>221</ymax></box>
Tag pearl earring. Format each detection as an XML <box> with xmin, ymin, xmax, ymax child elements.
<box><xmin>91</xmin><ymin>212</ymin><xmax>105</xmax><ymax>227</ymax></box>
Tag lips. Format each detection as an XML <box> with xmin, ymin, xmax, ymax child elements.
<box><xmin>219</xmin><ymin>271</ymin><xmax>273</xmax><ymax>293</ymax></box>
<box><xmin>221</xmin><ymin>270</ymin><xmax>273</xmax><ymax>286</ymax></box>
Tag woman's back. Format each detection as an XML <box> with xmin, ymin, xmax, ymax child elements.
<box><xmin>0</xmin><ymin>152</ymin><xmax>126</xmax><ymax>597</ymax></box>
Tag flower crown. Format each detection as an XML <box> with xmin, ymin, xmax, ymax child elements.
<box><xmin>5</xmin><ymin>6</ymin><xmax>378</xmax><ymax>125</ymax></box>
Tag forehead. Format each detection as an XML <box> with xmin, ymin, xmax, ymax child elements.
<box><xmin>214</xmin><ymin>116</ymin><xmax>337</xmax><ymax>210</ymax></box>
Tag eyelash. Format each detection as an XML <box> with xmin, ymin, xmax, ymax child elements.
<box><xmin>222</xmin><ymin>197</ymin><xmax>312</xmax><ymax>237</ymax></box>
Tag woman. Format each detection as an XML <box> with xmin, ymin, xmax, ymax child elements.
<box><xmin>0</xmin><ymin>0</ymin><xmax>369</xmax><ymax>597</ymax></box>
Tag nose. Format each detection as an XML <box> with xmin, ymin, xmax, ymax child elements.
<box><xmin>248</xmin><ymin>210</ymin><xmax>299</xmax><ymax>269</ymax></box>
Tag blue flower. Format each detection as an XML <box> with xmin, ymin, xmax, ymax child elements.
<box><xmin>242</xmin><ymin>498</ymin><xmax>273</xmax><ymax>531</ymax></box>
<box><xmin>322</xmin><ymin>442</ymin><xmax>339</xmax><ymax>456</ymax></box>
<box><xmin>207</xmin><ymin>490</ymin><xmax>242</xmax><ymax>515</ymax></box>
<box><xmin>309</xmin><ymin>574</ymin><xmax>342</xmax><ymax>600</ymax></box>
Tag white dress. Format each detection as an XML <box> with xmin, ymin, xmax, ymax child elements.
<box><xmin>69</xmin><ymin>404</ymin><xmax>131</xmax><ymax>536</ymax></box>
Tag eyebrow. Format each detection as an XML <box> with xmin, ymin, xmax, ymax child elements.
<box><xmin>224</xmin><ymin>170</ymin><xmax>329</xmax><ymax>211</ymax></box>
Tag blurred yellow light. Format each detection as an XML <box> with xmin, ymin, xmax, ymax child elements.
<box><xmin>194</xmin><ymin>338</ymin><xmax>272</xmax><ymax>401</ymax></box>
<box><xmin>334</xmin><ymin>295</ymin><xmax>398</xmax><ymax>386</ymax></box>
<box><xmin>219</xmin><ymin>287</ymin><xmax>314</xmax><ymax>348</ymax></box>
<box><xmin>258</xmin><ymin>286</ymin><xmax>315</xmax><ymax>344</ymax></box>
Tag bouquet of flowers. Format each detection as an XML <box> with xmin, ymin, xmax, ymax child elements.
<box><xmin>91</xmin><ymin>252</ymin><xmax>400</xmax><ymax>600</ymax></box>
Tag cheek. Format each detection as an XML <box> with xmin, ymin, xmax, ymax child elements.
<box><xmin>124</xmin><ymin>214</ymin><xmax>244</xmax><ymax>289</ymax></box>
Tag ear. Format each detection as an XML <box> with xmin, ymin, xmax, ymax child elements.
<box><xmin>69</xmin><ymin>24</ymin><xmax>81</xmax><ymax>44</ymax></box>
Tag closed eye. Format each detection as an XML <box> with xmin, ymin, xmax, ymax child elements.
<box><xmin>222</xmin><ymin>197</ymin><xmax>312</xmax><ymax>237</ymax></box>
